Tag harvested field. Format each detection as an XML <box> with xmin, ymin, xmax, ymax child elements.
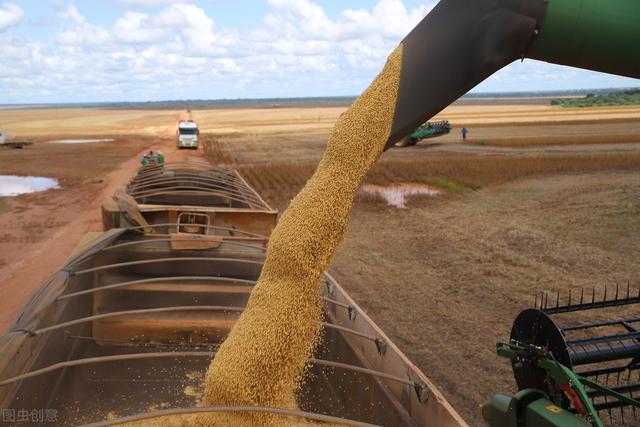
<box><xmin>202</xmin><ymin>103</ymin><xmax>640</xmax><ymax>425</ymax></box>
<box><xmin>331</xmin><ymin>170</ymin><xmax>640</xmax><ymax>425</ymax></box>
<box><xmin>192</xmin><ymin>104</ymin><xmax>640</xmax><ymax>138</ymax></box>
<box><xmin>205</xmin><ymin>131</ymin><xmax>640</xmax><ymax>209</ymax></box>
<box><xmin>0</xmin><ymin>102</ymin><xmax>639</xmax><ymax>426</ymax></box>
<box><xmin>0</xmin><ymin>108</ymin><xmax>182</xmax><ymax>137</ymax></box>
<box><xmin>192</xmin><ymin>107</ymin><xmax>345</xmax><ymax>135</ymax></box>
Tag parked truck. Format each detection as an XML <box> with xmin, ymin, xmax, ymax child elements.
<box><xmin>177</xmin><ymin>120</ymin><xmax>199</xmax><ymax>149</ymax></box>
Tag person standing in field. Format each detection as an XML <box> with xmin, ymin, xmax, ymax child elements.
<box><xmin>461</xmin><ymin>127</ymin><xmax>468</xmax><ymax>141</ymax></box>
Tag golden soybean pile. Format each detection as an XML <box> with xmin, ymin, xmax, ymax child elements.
<box><xmin>130</xmin><ymin>45</ymin><xmax>403</xmax><ymax>427</ymax></box>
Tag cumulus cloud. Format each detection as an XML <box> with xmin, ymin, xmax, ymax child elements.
<box><xmin>263</xmin><ymin>0</ymin><xmax>432</xmax><ymax>42</ymax></box>
<box><xmin>113</xmin><ymin>3</ymin><xmax>220</xmax><ymax>53</ymax></box>
<box><xmin>0</xmin><ymin>2</ymin><xmax>23</xmax><ymax>31</ymax></box>
<box><xmin>114</xmin><ymin>11</ymin><xmax>173</xmax><ymax>43</ymax></box>
<box><xmin>55</xmin><ymin>5</ymin><xmax>110</xmax><ymax>46</ymax></box>
<box><xmin>2</xmin><ymin>0</ymin><xmax>631</xmax><ymax>103</ymax></box>
<box><xmin>0</xmin><ymin>0</ymin><xmax>434</xmax><ymax>101</ymax></box>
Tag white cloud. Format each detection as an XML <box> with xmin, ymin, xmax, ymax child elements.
<box><xmin>55</xmin><ymin>5</ymin><xmax>110</xmax><ymax>46</ymax></box>
<box><xmin>113</xmin><ymin>3</ymin><xmax>219</xmax><ymax>53</ymax></box>
<box><xmin>1</xmin><ymin>0</ymin><xmax>633</xmax><ymax>103</ymax></box>
<box><xmin>262</xmin><ymin>0</ymin><xmax>432</xmax><ymax>42</ymax></box>
<box><xmin>0</xmin><ymin>2</ymin><xmax>23</xmax><ymax>31</ymax></box>
<box><xmin>114</xmin><ymin>11</ymin><xmax>172</xmax><ymax>43</ymax></box>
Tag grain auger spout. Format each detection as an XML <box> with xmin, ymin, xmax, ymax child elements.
<box><xmin>385</xmin><ymin>0</ymin><xmax>640</xmax><ymax>148</ymax></box>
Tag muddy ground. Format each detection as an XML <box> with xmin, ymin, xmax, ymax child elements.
<box><xmin>0</xmin><ymin>104</ymin><xmax>639</xmax><ymax>425</ymax></box>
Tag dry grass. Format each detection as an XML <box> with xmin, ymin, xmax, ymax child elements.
<box><xmin>229</xmin><ymin>154</ymin><xmax>640</xmax><ymax>210</ymax></box>
<box><xmin>368</xmin><ymin>154</ymin><xmax>640</xmax><ymax>188</ymax></box>
<box><xmin>473</xmin><ymin>133</ymin><xmax>640</xmax><ymax>147</ymax></box>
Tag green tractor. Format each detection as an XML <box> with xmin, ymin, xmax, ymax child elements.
<box><xmin>394</xmin><ymin>120</ymin><xmax>451</xmax><ymax>147</ymax></box>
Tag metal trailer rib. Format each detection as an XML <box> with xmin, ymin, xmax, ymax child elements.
<box><xmin>129</xmin><ymin>172</ymin><xmax>259</xmax><ymax>195</ymax></box>
<box><xmin>130</xmin><ymin>170</ymin><xmax>246</xmax><ymax>185</ymax></box>
<box><xmin>127</xmin><ymin>182</ymin><xmax>257</xmax><ymax>200</ymax></box>
<box><xmin>69</xmin><ymin>257</ymin><xmax>265</xmax><ymax>276</ymax></box>
<box><xmin>136</xmin><ymin>163</ymin><xmax>217</xmax><ymax>175</ymax></box>
<box><xmin>99</xmin><ymin>237</ymin><xmax>267</xmax><ymax>253</ymax></box>
<box><xmin>137</xmin><ymin>162</ymin><xmax>213</xmax><ymax>170</ymax></box>
<box><xmin>130</xmin><ymin>183</ymin><xmax>264</xmax><ymax>208</ymax></box>
<box><xmin>132</xmin><ymin>171</ymin><xmax>245</xmax><ymax>189</ymax></box>
<box><xmin>79</xmin><ymin>406</ymin><xmax>380</xmax><ymax>427</ymax></box>
<box><xmin>26</xmin><ymin>301</ymin><xmax>379</xmax><ymax>352</ymax></box>
<box><xmin>56</xmin><ymin>276</ymin><xmax>258</xmax><ymax>301</ymax></box>
<box><xmin>131</xmin><ymin>187</ymin><xmax>262</xmax><ymax>208</ymax></box>
<box><xmin>22</xmin><ymin>298</ymin><xmax>387</xmax><ymax>354</ymax></box>
<box><xmin>30</xmin><ymin>305</ymin><xmax>245</xmax><ymax>336</ymax></box>
<box><xmin>128</xmin><ymin>177</ymin><xmax>265</xmax><ymax>204</ymax></box>
<box><xmin>0</xmin><ymin>352</ymin><xmax>423</xmax><ymax>394</ymax></box>
<box><xmin>129</xmin><ymin>184</ymin><xmax>254</xmax><ymax>199</ymax></box>
<box><xmin>321</xmin><ymin>322</ymin><xmax>379</xmax><ymax>343</ymax></box>
<box><xmin>130</xmin><ymin>182</ymin><xmax>264</xmax><ymax>206</ymax></box>
<box><xmin>124</xmin><ymin>223</ymin><xmax>269</xmax><ymax>239</ymax></box>
<box><xmin>133</xmin><ymin>190</ymin><xmax>257</xmax><ymax>209</ymax></box>
<box><xmin>0</xmin><ymin>352</ymin><xmax>213</xmax><ymax>386</ymax></box>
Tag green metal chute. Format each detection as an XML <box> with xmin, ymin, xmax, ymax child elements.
<box><xmin>529</xmin><ymin>0</ymin><xmax>640</xmax><ymax>79</ymax></box>
<box><xmin>384</xmin><ymin>0</ymin><xmax>640</xmax><ymax>149</ymax></box>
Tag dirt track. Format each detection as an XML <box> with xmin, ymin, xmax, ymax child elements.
<box><xmin>0</xmin><ymin>111</ymin><xmax>204</xmax><ymax>331</ymax></box>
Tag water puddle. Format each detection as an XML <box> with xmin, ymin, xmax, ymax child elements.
<box><xmin>49</xmin><ymin>139</ymin><xmax>114</xmax><ymax>144</ymax></box>
<box><xmin>0</xmin><ymin>175</ymin><xmax>60</xmax><ymax>197</ymax></box>
<box><xmin>361</xmin><ymin>183</ymin><xmax>441</xmax><ymax>209</ymax></box>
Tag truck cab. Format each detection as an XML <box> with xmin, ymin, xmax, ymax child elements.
<box><xmin>177</xmin><ymin>120</ymin><xmax>199</xmax><ymax>149</ymax></box>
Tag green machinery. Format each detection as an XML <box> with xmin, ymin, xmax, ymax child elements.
<box><xmin>394</xmin><ymin>120</ymin><xmax>451</xmax><ymax>147</ymax></box>
<box><xmin>381</xmin><ymin>0</ymin><xmax>639</xmax><ymax>149</ymax></box>
<box><xmin>484</xmin><ymin>341</ymin><xmax>640</xmax><ymax>427</ymax></box>
<box><xmin>365</xmin><ymin>0</ymin><xmax>638</xmax><ymax>420</ymax></box>
<box><xmin>484</xmin><ymin>288</ymin><xmax>640</xmax><ymax>427</ymax></box>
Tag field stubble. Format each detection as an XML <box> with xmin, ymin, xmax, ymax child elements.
<box><xmin>205</xmin><ymin>131</ymin><xmax>640</xmax><ymax>209</ymax></box>
<box><xmin>204</xmin><ymin>111</ymin><xmax>640</xmax><ymax>425</ymax></box>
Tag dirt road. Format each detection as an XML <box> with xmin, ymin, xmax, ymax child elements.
<box><xmin>0</xmin><ymin>111</ymin><xmax>203</xmax><ymax>332</ymax></box>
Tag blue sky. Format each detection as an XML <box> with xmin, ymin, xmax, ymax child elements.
<box><xmin>0</xmin><ymin>0</ymin><xmax>637</xmax><ymax>103</ymax></box>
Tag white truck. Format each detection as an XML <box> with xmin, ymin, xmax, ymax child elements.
<box><xmin>177</xmin><ymin>120</ymin><xmax>199</xmax><ymax>149</ymax></box>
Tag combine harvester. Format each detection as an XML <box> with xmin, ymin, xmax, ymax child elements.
<box><xmin>484</xmin><ymin>290</ymin><xmax>640</xmax><ymax>427</ymax></box>
<box><xmin>0</xmin><ymin>162</ymin><xmax>465</xmax><ymax>426</ymax></box>
<box><xmin>394</xmin><ymin>121</ymin><xmax>451</xmax><ymax>147</ymax></box>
